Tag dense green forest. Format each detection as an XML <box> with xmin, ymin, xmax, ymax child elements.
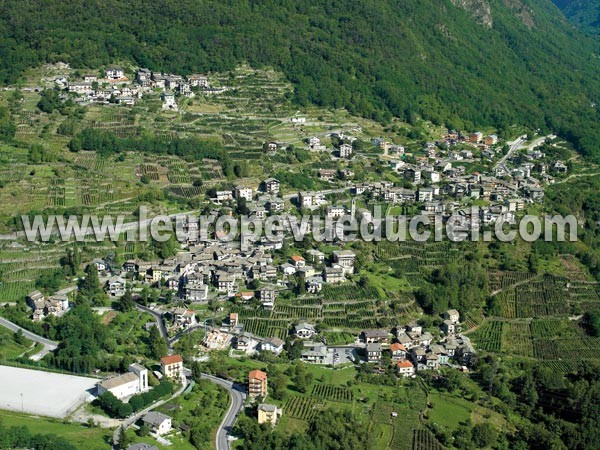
<box><xmin>552</xmin><ymin>0</ymin><xmax>600</xmax><ymax>33</ymax></box>
<box><xmin>0</xmin><ymin>0</ymin><xmax>598</xmax><ymax>158</ymax></box>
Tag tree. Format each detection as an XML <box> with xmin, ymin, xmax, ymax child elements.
<box><xmin>147</xmin><ymin>324</ymin><xmax>167</xmax><ymax>359</ymax></box>
<box><xmin>47</xmin><ymin>303</ymin><xmax>108</xmax><ymax>373</ymax></box>
<box><xmin>284</xmin><ymin>338</ymin><xmax>303</xmax><ymax>360</ymax></box>
<box><xmin>117</xmin><ymin>426</ymin><xmax>129</xmax><ymax>449</ymax></box>
<box><xmin>37</xmin><ymin>89</ymin><xmax>63</xmax><ymax>114</ymax></box>
<box><xmin>236</xmin><ymin>197</ymin><xmax>250</xmax><ymax>215</ymax></box>
<box><xmin>292</xmin><ymin>363</ymin><xmax>312</xmax><ymax>393</ymax></box>
<box><xmin>0</xmin><ymin>107</ymin><xmax>15</xmax><ymax>141</ymax></box>
<box><xmin>79</xmin><ymin>264</ymin><xmax>100</xmax><ymax>297</ymax></box>
<box><xmin>472</xmin><ymin>423</ymin><xmax>498</xmax><ymax>448</ymax></box>
<box><xmin>13</xmin><ymin>329</ymin><xmax>27</xmax><ymax>346</ymax></box>
<box><xmin>269</xmin><ymin>373</ymin><xmax>288</xmax><ymax>401</ymax></box>
<box><xmin>119</xmin><ymin>289</ymin><xmax>135</xmax><ymax>312</ymax></box>
<box><xmin>190</xmin><ymin>360</ymin><xmax>203</xmax><ymax>383</ymax></box>
<box><xmin>584</xmin><ymin>311</ymin><xmax>600</xmax><ymax>337</ymax></box>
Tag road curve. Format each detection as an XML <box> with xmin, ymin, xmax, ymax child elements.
<box><xmin>0</xmin><ymin>316</ymin><xmax>58</xmax><ymax>360</ymax></box>
<box><xmin>135</xmin><ymin>303</ymin><xmax>169</xmax><ymax>344</ymax></box>
<box><xmin>201</xmin><ymin>373</ymin><xmax>246</xmax><ymax>450</ymax></box>
<box><xmin>112</xmin><ymin>377</ymin><xmax>189</xmax><ymax>448</ymax></box>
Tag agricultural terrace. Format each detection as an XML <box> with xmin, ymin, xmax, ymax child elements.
<box><xmin>470</xmin><ymin>317</ymin><xmax>600</xmax><ymax>371</ymax></box>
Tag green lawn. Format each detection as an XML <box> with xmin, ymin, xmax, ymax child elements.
<box><xmin>125</xmin><ymin>428</ymin><xmax>196</xmax><ymax>450</ymax></box>
<box><xmin>427</xmin><ymin>391</ymin><xmax>473</xmax><ymax>429</ymax></box>
<box><xmin>0</xmin><ymin>327</ymin><xmax>33</xmax><ymax>360</ymax></box>
<box><xmin>0</xmin><ymin>410</ymin><xmax>111</xmax><ymax>450</ymax></box>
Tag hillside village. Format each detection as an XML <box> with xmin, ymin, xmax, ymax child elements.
<box><xmin>0</xmin><ymin>60</ymin><xmax>593</xmax><ymax>450</ymax></box>
<box><xmin>9</xmin><ymin>63</ymin><xmax>572</xmax><ymax>438</ymax></box>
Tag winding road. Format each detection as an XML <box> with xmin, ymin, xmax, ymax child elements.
<box><xmin>135</xmin><ymin>303</ymin><xmax>169</xmax><ymax>343</ymax></box>
<box><xmin>0</xmin><ymin>316</ymin><xmax>58</xmax><ymax>361</ymax></box>
<box><xmin>201</xmin><ymin>373</ymin><xmax>246</xmax><ymax>450</ymax></box>
<box><xmin>494</xmin><ymin>136</ymin><xmax>526</xmax><ymax>171</ymax></box>
<box><xmin>110</xmin><ymin>372</ymin><xmax>245</xmax><ymax>450</ymax></box>
<box><xmin>112</xmin><ymin>377</ymin><xmax>189</xmax><ymax>448</ymax></box>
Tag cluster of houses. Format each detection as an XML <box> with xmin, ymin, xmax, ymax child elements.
<box><xmin>292</xmin><ymin>309</ymin><xmax>474</xmax><ymax>377</ymax></box>
<box><xmin>256</xmin><ymin>134</ymin><xmax>558</xmax><ymax>234</ymax></box>
<box><xmin>362</xmin><ymin>310</ymin><xmax>474</xmax><ymax>376</ymax></box>
<box><xmin>56</xmin><ymin>66</ymin><xmax>221</xmax><ymax>108</ymax></box>
<box><xmin>26</xmin><ymin>290</ymin><xmax>69</xmax><ymax>322</ymax></box>
<box><xmin>98</xmin><ymin>234</ymin><xmax>355</xmax><ymax>312</ymax></box>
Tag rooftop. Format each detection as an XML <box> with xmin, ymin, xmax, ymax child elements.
<box><xmin>249</xmin><ymin>369</ymin><xmax>268</xmax><ymax>381</ymax></box>
<box><xmin>160</xmin><ymin>355</ymin><xmax>183</xmax><ymax>366</ymax></box>
<box><xmin>143</xmin><ymin>411</ymin><xmax>171</xmax><ymax>426</ymax></box>
<box><xmin>99</xmin><ymin>372</ymin><xmax>138</xmax><ymax>390</ymax></box>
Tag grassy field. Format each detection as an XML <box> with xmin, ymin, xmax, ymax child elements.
<box><xmin>0</xmin><ymin>327</ymin><xmax>33</xmax><ymax>360</ymax></box>
<box><xmin>0</xmin><ymin>410</ymin><xmax>111</xmax><ymax>450</ymax></box>
<box><xmin>427</xmin><ymin>391</ymin><xmax>472</xmax><ymax>429</ymax></box>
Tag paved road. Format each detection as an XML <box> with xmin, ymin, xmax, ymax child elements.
<box><xmin>494</xmin><ymin>136</ymin><xmax>526</xmax><ymax>171</ymax></box>
<box><xmin>167</xmin><ymin>323</ymin><xmax>205</xmax><ymax>348</ymax></box>
<box><xmin>201</xmin><ymin>373</ymin><xmax>246</xmax><ymax>450</ymax></box>
<box><xmin>0</xmin><ymin>316</ymin><xmax>58</xmax><ymax>360</ymax></box>
<box><xmin>494</xmin><ymin>134</ymin><xmax>555</xmax><ymax>172</ymax></box>
<box><xmin>112</xmin><ymin>377</ymin><xmax>189</xmax><ymax>448</ymax></box>
<box><xmin>135</xmin><ymin>303</ymin><xmax>169</xmax><ymax>344</ymax></box>
<box><xmin>110</xmin><ymin>372</ymin><xmax>245</xmax><ymax>450</ymax></box>
<box><xmin>283</xmin><ymin>186</ymin><xmax>351</xmax><ymax>200</ymax></box>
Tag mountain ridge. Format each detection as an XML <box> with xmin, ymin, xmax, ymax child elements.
<box><xmin>552</xmin><ymin>0</ymin><xmax>600</xmax><ymax>33</ymax></box>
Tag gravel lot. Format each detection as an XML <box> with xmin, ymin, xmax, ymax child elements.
<box><xmin>0</xmin><ymin>365</ymin><xmax>97</xmax><ymax>418</ymax></box>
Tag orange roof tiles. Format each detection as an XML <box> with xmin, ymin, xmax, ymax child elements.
<box><xmin>161</xmin><ymin>354</ymin><xmax>183</xmax><ymax>365</ymax></box>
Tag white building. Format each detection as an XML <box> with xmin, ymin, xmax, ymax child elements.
<box><xmin>105</xmin><ymin>67</ymin><xmax>125</xmax><ymax>80</ymax></box>
<box><xmin>339</xmin><ymin>143</ymin><xmax>353</xmax><ymax>158</ymax></box>
<box><xmin>216</xmin><ymin>190</ymin><xmax>233</xmax><ymax>202</ymax></box>
<box><xmin>295</xmin><ymin>323</ymin><xmax>317</xmax><ymax>339</ymax></box>
<box><xmin>162</xmin><ymin>92</ymin><xmax>177</xmax><ymax>111</ymax></box>
<box><xmin>142</xmin><ymin>411</ymin><xmax>172</xmax><ymax>436</ymax></box>
<box><xmin>397</xmin><ymin>360</ymin><xmax>415</xmax><ymax>377</ymax></box>
<box><xmin>235</xmin><ymin>186</ymin><xmax>253</xmax><ymax>202</ymax></box>
<box><xmin>184</xmin><ymin>280</ymin><xmax>209</xmax><ymax>302</ymax></box>
<box><xmin>260</xmin><ymin>337</ymin><xmax>285</xmax><ymax>355</ymax></box>
<box><xmin>188</xmin><ymin>74</ymin><xmax>209</xmax><ymax>88</ymax></box>
<box><xmin>97</xmin><ymin>363</ymin><xmax>149</xmax><ymax>400</ymax></box>
<box><xmin>327</xmin><ymin>205</ymin><xmax>346</xmax><ymax>219</ymax></box>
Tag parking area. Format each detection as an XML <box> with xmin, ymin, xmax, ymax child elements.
<box><xmin>0</xmin><ymin>365</ymin><xmax>98</xmax><ymax>418</ymax></box>
<box><xmin>329</xmin><ymin>347</ymin><xmax>359</xmax><ymax>365</ymax></box>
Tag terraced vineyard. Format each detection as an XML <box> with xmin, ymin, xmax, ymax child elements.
<box><xmin>567</xmin><ymin>281</ymin><xmax>600</xmax><ymax>311</ymax></box>
<box><xmin>495</xmin><ymin>275</ymin><xmax>569</xmax><ymax>318</ymax></box>
<box><xmin>463</xmin><ymin>310</ymin><xmax>484</xmax><ymax>331</ymax></box>
<box><xmin>321</xmin><ymin>284</ymin><xmax>382</xmax><ymax>301</ymax></box>
<box><xmin>501</xmin><ymin>321</ymin><xmax>534</xmax><ymax>357</ymax></box>
<box><xmin>470</xmin><ymin>320</ymin><xmax>503</xmax><ymax>352</ymax></box>
<box><xmin>241</xmin><ymin>318</ymin><xmax>289</xmax><ymax>340</ymax></box>
<box><xmin>369</xmin><ymin>383</ymin><xmax>429</xmax><ymax>450</ymax></box>
<box><xmin>271</xmin><ymin>303</ymin><xmax>322</xmax><ymax>320</ymax></box>
<box><xmin>534</xmin><ymin>337</ymin><xmax>600</xmax><ymax>360</ymax></box>
<box><xmin>167</xmin><ymin>186</ymin><xmax>206</xmax><ymax>199</ymax></box>
<box><xmin>488</xmin><ymin>270</ymin><xmax>536</xmax><ymax>292</ymax></box>
<box><xmin>412</xmin><ymin>429</ymin><xmax>444</xmax><ymax>450</ymax></box>
<box><xmin>311</xmin><ymin>384</ymin><xmax>353</xmax><ymax>403</ymax></box>
<box><xmin>283</xmin><ymin>396</ymin><xmax>324</xmax><ymax>421</ymax></box>
<box><xmin>0</xmin><ymin>280</ymin><xmax>36</xmax><ymax>302</ymax></box>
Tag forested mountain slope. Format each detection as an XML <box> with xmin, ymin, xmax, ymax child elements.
<box><xmin>1</xmin><ymin>0</ymin><xmax>598</xmax><ymax>156</ymax></box>
<box><xmin>552</xmin><ymin>0</ymin><xmax>600</xmax><ymax>33</ymax></box>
